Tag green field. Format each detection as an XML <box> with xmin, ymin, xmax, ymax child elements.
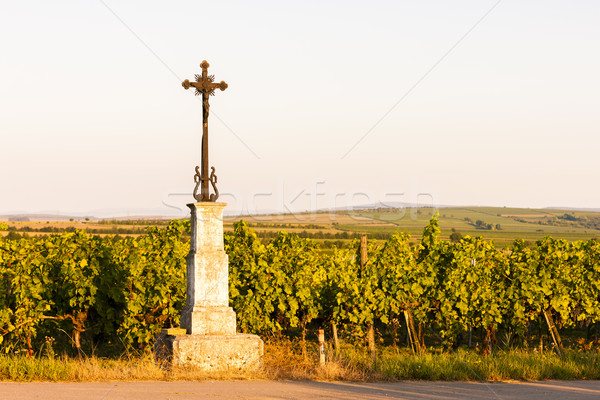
<box><xmin>349</xmin><ymin>206</ymin><xmax>600</xmax><ymax>245</ymax></box>
<box><xmin>225</xmin><ymin>206</ymin><xmax>600</xmax><ymax>247</ymax></box>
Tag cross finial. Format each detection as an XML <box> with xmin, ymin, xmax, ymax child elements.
<box><xmin>182</xmin><ymin>61</ymin><xmax>228</xmax><ymax>202</ymax></box>
<box><xmin>182</xmin><ymin>61</ymin><xmax>228</xmax><ymax>98</ymax></box>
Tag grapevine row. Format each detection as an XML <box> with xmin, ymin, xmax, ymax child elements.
<box><xmin>1</xmin><ymin>216</ymin><xmax>599</xmax><ymax>356</ymax></box>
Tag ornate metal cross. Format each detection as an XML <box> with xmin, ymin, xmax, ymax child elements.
<box><xmin>182</xmin><ymin>60</ymin><xmax>228</xmax><ymax>202</ymax></box>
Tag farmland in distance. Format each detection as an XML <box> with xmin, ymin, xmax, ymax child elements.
<box><xmin>2</xmin><ymin>206</ymin><xmax>599</xmax><ymax>248</ymax></box>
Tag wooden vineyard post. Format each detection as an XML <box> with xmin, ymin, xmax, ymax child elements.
<box><xmin>331</xmin><ymin>321</ymin><xmax>340</xmax><ymax>355</ymax></box>
<box><xmin>367</xmin><ymin>324</ymin><xmax>376</xmax><ymax>362</ymax></box>
<box><xmin>404</xmin><ymin>309</ymin><xmax>422</xmax><ymax>354</ymax></box>
<box><xmin>468</xmin><ymin>326</ymin><xmax>472</xmax><ymax>348</ymax></box>
<box><xmin>543</xmin><ymin>308</ymin><xmax>564</xmax><ymax>356</ymax></box>
<box><xmin>360</xmin><ymin>235</ymin><xmax>368</xmax><ymax>269</ymax></box>
<box><xmin>404</xmin><ymin>310</ymin><xmax>416</xmax><ymax>353</ymax></box>
<box><xmin>360</xmin><ymin>236</ymin><xmax>377</xmax><ymax>361</ymax></box>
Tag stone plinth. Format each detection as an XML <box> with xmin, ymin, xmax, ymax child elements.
<box><xmin>155</xmin><ymin>332</ymin><xmax>263</xmax><ymax>370</ymax></box>
<box><xmin>155</xmin><ymin>202</ymin><xmax>263</xmax><ymax>371</ymax></box>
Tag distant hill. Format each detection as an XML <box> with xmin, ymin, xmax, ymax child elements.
<box><xmin>544</xmin><ymin>207</ymin><xmax>600</xmax><ymax>213</ymax></box>
<box><xmin>0</xmin><ymin>214</ymin><xmax>96</xmax><ymax>222</ymax></box>
<box><xmin>2</xmin><ymin>204</ymin><xmax>599</xmax><ymax>223</ymax></box>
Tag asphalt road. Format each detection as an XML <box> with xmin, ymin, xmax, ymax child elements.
<box><xmin>2</xmin><ymin>380</ymin><xmax>600</xmax><ymax>400</ymax></box>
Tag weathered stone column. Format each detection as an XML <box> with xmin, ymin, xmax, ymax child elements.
<box><xmin>180</xmin><ymin>202</ymin><xmax>236</xmax><ymax>335</ymax></box>
<box><xmin>155</xmin><ymin>202</ymin><xmax>263</xmax><ymax>371</ymax></box>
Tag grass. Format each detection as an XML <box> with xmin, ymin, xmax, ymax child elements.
<box><xmin>2</xmin><ymin>341</ymin><xmax>600</xmax><ymax>382</ymax></box>
<box><xmin>346</xmin><ymin>348</ymin><xmax>600</xmax><ymax>381</ymax></box>
<box><xmin>0</xmin><ymin>354</ymin><xmax>263</xmax><ymax>382</ymax></box>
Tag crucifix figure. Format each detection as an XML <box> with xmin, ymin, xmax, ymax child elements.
<box><xmin>182</xmin><ymin>60</ymin><xmax>228</xmax><ymax>202</ymax></box>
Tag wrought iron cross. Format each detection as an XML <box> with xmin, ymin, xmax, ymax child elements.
<box><xmin>182</xmin><ymin>60</ymin><xmax>228</xmax><ymax>202</ymax></box>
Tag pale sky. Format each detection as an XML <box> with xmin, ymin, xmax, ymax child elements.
<box><xmin>1</xmin><ymin>1</ymin><xmax>599</xmax><ymax>217</ymax></box>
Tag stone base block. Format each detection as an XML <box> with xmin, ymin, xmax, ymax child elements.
<box><xmin>180</xmin><ymin>306</ymin><xmax>236</xmax><ymax>335</ymax></box>
<box><xmin>155</xmin><ymin>333</ymin><xmax>263</xmax><ymax>371</ymax></box>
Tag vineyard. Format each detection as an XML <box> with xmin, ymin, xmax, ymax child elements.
<box><xmin>1</xmin><ymin>216</ymin><xmax>599</xmax><ymax>359</ymax></box>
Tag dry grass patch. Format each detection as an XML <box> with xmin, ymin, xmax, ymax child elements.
<box><xmin>2</xmin><ymin>341</ymin><xmax>600</xmax><ymax>382</ymax></box>
<box><xmin>262</xmin><ymin>339</ymin><xmax>373</xmax><ymax>381</ymax></box>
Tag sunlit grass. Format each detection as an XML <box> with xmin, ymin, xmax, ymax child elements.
<box><xmin>337</xmin><ymin>346</ymin><xmax>600</xmax><ymax>381</ymax></box>
<box><xmin>2</xmin><ymin>341</ymin><xmax>599</xmax><ymax>382</ymax></box>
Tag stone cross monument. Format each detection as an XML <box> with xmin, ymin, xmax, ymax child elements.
<box><xmin>155</xmin><ymin>61</ymin><xmax>263</xmax><ymax>371</ymax></box>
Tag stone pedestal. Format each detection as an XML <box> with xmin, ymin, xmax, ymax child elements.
<box><xmin>155</xmin><ymin>333</ymin><xmax>264</xmax><ymax>370</ymax></box>
<box><xmin>155</xmin><ymin>202</ymin><xmax>263</xmax><ymax>370</ymax></box>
